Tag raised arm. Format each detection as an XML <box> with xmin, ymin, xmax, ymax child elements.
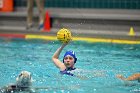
<box><xmin>52</xmin><ymin>43</ymin><xmax>68</xmax><ymax>71</ymax></box>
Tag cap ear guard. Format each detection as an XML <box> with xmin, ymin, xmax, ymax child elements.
<box><xmin>74</xmin><ymin>58</ymin><xmax>77</xmax><ymax>63</ymax></box>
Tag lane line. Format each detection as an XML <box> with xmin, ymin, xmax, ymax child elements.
<box><xmin>0</xmin><ymin>33</ymin><xmax>140</xmax><ymax>44</ymax></box>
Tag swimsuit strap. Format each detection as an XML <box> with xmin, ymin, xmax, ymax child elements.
<box><xmin>67</xmin><ymin>67</ymin><xmax>76</xmax><ymax>71</ymax></box>
<box><xmin>60</xmin><ymin>70</ymin><xmax>74</xmax><ymax>76</ymax></box>
<box><xmin>60</xmin><ymin>68</ymin><xmax>76</xmax><ymax>76</ymax></box>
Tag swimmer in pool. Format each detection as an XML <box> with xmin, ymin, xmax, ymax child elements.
<box><xmin>52</xmin><ymin>43</ymin><xmax>77</xmax><ymax>76</ymax></box>
<box><xmin>0</xmin><ymin>71</ymin><xmax>34</xmax><ymax>93</ymax></box>
<box><xmin>52</xmin><ymin>43</ymin><xmax>105</xmax><ymax>79</ymax></box>
<box><xmin>116</xmin><ymin>73</ymin><xmax>140</xmax><ymax>82</ymax></box>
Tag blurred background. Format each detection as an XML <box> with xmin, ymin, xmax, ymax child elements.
<box><xmin>0</xmin><ymin>0</ymin><xmax>140</xmax><ymax>39</ymax></box>
<box><xmin>14</xmin><ymin>0</ymin><xmax>140</xmax><ymax>9</ymax></box>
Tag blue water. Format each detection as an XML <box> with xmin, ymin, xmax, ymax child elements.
<box><xmin>0</xmin><ymin>38</ymin><xmax>140</xmax><ymax>93</ymax></box>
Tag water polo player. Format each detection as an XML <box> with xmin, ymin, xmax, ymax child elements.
<box><xmin>52</xmin><ymin>43</ymin><xmax>77</xmax><ymax>76</ymax></box>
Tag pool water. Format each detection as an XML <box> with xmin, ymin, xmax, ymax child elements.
<box><xmin>0</xmin><ymin>38</ymin><xmax>140</xmax><ymax>93</ymax></box>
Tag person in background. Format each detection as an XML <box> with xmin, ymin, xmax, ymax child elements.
<box><xmin>116</xmin><ymin>73</ymin><xmax>140</xmax><ymax>82</ymax></box>
<box><xmin>26</xmin><ymin>0</ymin><xmax>45</xmax><ymax>31</ymax></box>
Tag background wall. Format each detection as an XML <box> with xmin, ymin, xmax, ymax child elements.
<box><xmin>14</xmin><ymin>0</ymin><xmax>140</xmax><ymax>9</ymax></box>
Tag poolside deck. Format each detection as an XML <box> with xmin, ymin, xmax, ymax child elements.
<box><xmin>0</xmin><ymin>8</ymin><xmax>140</xmax><ymax>42</ymax></box>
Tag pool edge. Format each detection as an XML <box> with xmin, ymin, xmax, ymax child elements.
<box><xmin>0</xmin><ymin>33</ymin><xmax>140</xmax><ymax>44</ymax></box>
